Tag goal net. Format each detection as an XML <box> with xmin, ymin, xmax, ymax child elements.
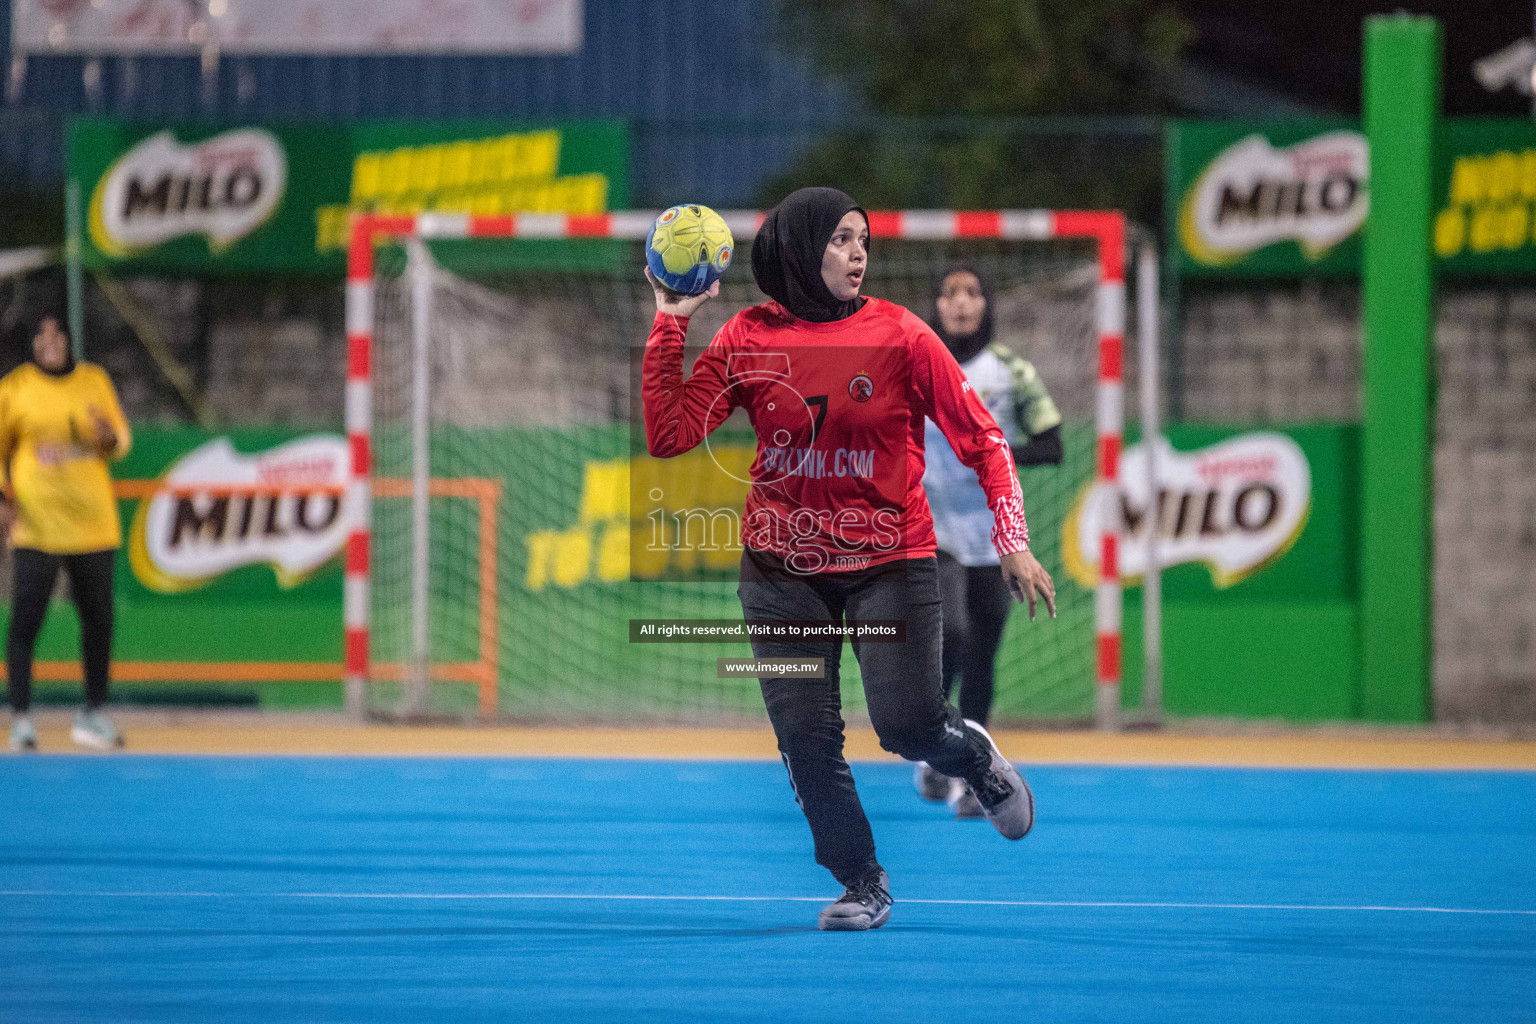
<box><xmin>352</xmin><ymin>212</ymin><xmax>1126</xmax><ymax>725</ymax></box>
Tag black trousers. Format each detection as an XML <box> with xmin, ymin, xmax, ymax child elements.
<box><xmin>936</xmin><ymin>550</ymin><xmax>1015</xmax><ymax>727</ymax></box>
<box><xmin>6</xmin><ymin>548</ymin><xmax>115</xmax><ymax>714</ymax></box>
<box><xmin>738</xmin><ymin>547</ymin><xmax>992</xmax><ymax>886</ymax></box>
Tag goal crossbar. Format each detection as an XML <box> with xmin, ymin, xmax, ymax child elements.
<box><xmin>345</xmin><ymin>210</ymin><xmax>1127</xmax><ymax>728</ymax></box>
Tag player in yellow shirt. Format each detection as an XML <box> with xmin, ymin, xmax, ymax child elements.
<box><xmin>1</xmin><ymin>316</ymin><xmax>131</xmax><ymax>751</ymax></box>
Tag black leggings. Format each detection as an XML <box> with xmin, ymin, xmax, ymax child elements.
<box><xmin>936</xmin><ymin>550</ymin><xmax>1014</xmax><ymax>727</ymax></box>
<box><xmin>738</xmin><ymin>547</ymin><xmax>992</xmax><ymax>886</ymax></box>
<box><xmin>6</xmin><ymin>548</ymin><xmax>115</xmax><ymax>714</ymax></box>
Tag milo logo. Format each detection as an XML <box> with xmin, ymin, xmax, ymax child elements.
<box><xmin>89</xmin><ymin>128</ymin><xmax>287</xmax><ymax>258</ymax></box>
<box><xmin>1065</xmin><ymin>432</ymin><xmax>1312</xmax><ymax>589</ymax></box>
<box><xmin>129</xmin><ymin>436</ymin><xmax>351</xmax><ymax>593</ymax></box>
<box><xmin>1180</xmin><ymin>131</ymin><xmax>1368</xmax><ymax>266</ymax></box>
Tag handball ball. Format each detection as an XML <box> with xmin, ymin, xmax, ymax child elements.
<box><xmin>646</xmin><ymin>204</ymin><xmax>733</xmax><ymax>296</ymax></box>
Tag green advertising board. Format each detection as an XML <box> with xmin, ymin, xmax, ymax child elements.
<box><xmin>1111</xmin><ymin>424</ymin><xmax>1362</xmax><ymax>723</ymax></box>
<box><xmin>5</xmin><ymin>421</ymin><xmax>1363</xmax><ymax>723</ymax></box>
<box><xmin>1105</xmin><ymin>423</ymin><xmax>1359</xmax><ymax>602</ymax></box>
<box><xmin>1169</xmin><ymin>119</ymin><xmax>1366</xmax><ymax>278</ymax></box>
<box><xmin>68</xmin><ymin>117</ymin><xmax>630</xmax><ymax>275</ymax></box>
<box><xmin>1431</xmin><ymin>118</ymin><xmax>1536</xmax><ymax>274</ymax></box>
<box><xmin>1169</xmin><ymin>117</ymin><xmax>1536</xmax><ymax>278</ymax></box>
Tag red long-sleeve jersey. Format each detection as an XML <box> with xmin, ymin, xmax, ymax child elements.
<box><xmin>642</xmin><ymin>297</ymin><xmax>1029</xmax><ymax>573</ymax></box>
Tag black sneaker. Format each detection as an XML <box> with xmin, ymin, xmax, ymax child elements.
<box><xmin>963</xmin><ymin>718</ymin><xmax>1035</xmax><ymax>840</ymax></box>
<box><xmin>818</xmin><ymin>869</ymin><xmax>892</xmax><ymax>931</ymax></box>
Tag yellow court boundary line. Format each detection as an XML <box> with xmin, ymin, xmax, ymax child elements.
<box><xmin>18</xmin><ymin>721</ymin><xmax>1536</xmax><ymax>770</ymax></box>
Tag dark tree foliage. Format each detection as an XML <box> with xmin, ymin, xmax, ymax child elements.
<box><xmin>764</xmin><ymin>0</ymin><xmax>1190</xmax><ymax>220</ymax></box>
<box><xmin>781</xmin><ymin>0</ymin><xmax>1188</xmax><ymax>116</ymax></box>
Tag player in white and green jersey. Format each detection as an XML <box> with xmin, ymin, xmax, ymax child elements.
<box><xmin>916</xmin><ymin>265</ymin><xmax>1063</xmax><ymax>817</ymax></box>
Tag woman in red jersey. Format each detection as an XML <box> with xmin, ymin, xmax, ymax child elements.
<box><xmin>642</xmin><ymin>187</ymin><xmax>1055</xmax><ymax>931</ymax></box>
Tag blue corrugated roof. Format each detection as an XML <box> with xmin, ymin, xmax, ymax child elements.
<box><xmin>4</xmin><ymin>1</ymin><xmax>846</xmax><ymax>117</ymax></box>
<box><xmin>1</xmin><ymin>1</ymin><xmax>854</xmax><ymax>204</ymax></box>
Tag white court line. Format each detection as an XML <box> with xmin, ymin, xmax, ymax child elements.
<box><xmin>2</xmin><ymin>891</ymin><xmax>1534</xmax><ymax>916</ymax></box>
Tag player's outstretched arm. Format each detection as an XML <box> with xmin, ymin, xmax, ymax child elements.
<box><xmin>640</xmin><ymin>269</ymin><xmax>735</xmax><ymax>459</ymax></box>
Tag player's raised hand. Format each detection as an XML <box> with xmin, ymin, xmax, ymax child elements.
<box><xmin>646</xmin><ymin>266</ymin><xmax>718</xmax><ymax>318</ymax></box>
<box><xmin>1000</xmin><ymin>549</ymin><xmax>1056</xmax><ymax>622</ymax></box>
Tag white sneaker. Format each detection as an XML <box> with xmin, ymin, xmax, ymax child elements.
<box><xmin>9</xmin><ymin>715</ymin><xmax>37</xmax><ymax>752</ymax></box>
<box><xmin>950</xmin><ymin>784</ymin><xmax>986</xmax><ymax>819</ymax></box>
<box><xmin>71</xmin><ymin>710</ymin><xmax>123</xmax><ymax>750</ymax></box>
<box><xmin>962</xmin><ymin>719</ymin><xmax>1034</xmax><ymax>840</ymax></box>
<box><xmin>913</xmin><ymin>761</ymin><xmax>956</xmax><ymax>802</ymax></box>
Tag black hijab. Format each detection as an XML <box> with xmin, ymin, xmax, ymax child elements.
<box><xmin>930</xmin><ymin>263</ymin><xmax>995</xmax><ymax>364</ymax></box>
<box><xmin>30</xmin><ymin>319</ymin><xmax>76</xmax><ymax>377</ymax></box>
<box><xmin>750</xmin><ymin>187</ymin><xmax>868</xmax><ymax>323</ymax></box>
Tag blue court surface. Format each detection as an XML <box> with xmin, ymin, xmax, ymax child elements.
<box><xmin>3</xmin><ymin>756</ymin><xmax>1534</xmax><ymax>1023</ymax></box>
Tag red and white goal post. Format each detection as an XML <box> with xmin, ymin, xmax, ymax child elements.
<box><xmin>345</xmin><ymin>209</ymin><xmax>1155</xmax><ymax>729</ymax></box>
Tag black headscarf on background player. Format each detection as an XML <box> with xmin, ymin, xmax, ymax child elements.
<box><xmin>933</xmin><ymin>264</ymin><xmax>1064</xmax><ymax>466</ymax></box>
<box><xmin>930</xmin><ymin>263</ymin><xmax>995</xmax><ymax>365</ymax></box>
<box><xmin>751</xmin><ymin>187</ymin><xmax>868</xmax><ymax>323</ymax></box>
<box><xmin>30</xmin><ymin>316</ymin><xmax>76</xmax><ymax>377</ymax></box>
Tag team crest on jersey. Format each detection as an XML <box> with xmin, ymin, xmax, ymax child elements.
<box><xmin>848</xmin><ymin>372</ymin><xmax>874</xmax><ymax>403</ymax></box>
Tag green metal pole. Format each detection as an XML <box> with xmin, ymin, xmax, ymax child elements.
<box><xmin>65</xmin><ymin>177</ymin><xmax>85</xmax><ymax>363</ymax></box>
<box><xmin>1360</xmin><ymin>15</ymin><xmax>1439</xmax><ymax>722</ymax></box>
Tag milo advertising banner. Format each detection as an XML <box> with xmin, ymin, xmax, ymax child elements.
<box><xmin>107</xmin><ymin>429</ymin><xmax>350</xmax><ymax>603</ymax></box>
<box><xmin>1170</xmin><ymin>117</ymin><xmax>1536</xmax><ymax>278</ymax></box>
<box><xmin>69</xmin><ymin>117</ymin><xmax>630</xmax><ymax>274</ymax></box>
<box><xmin>128</xmin><ymin>435</ymin><xmax>351</xmax><ymax>595</ymax></box>
<box><xmin>1173</xmin><ymin>120</ymin><xmax>1367</xmax><ymax>277</ymax></box>
<box><xmin>1066</xmin><ymin>432</ymin><xmax>1313</xmax><ymax>590</ymax></box>
<box><xmin>1063</xmin><ymin>424</ymin><xmax>1355</xmax><ymax>601</ymax></box>
<box><xmin>1060</xmin><ymin>423</ymin><xmax>1360</xmax><ymax>720</ymax></box>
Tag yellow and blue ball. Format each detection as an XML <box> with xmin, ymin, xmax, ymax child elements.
<box><xmin>646</xmin><ymin>204</ymin><xmax>734</xmax><ymax>296</ymax></box>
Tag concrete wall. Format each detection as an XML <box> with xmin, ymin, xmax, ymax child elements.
<box><xmin>1182</xmin><ymin>283</ymin><xmax>1536</xmax><ymax>724</ymax></box>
